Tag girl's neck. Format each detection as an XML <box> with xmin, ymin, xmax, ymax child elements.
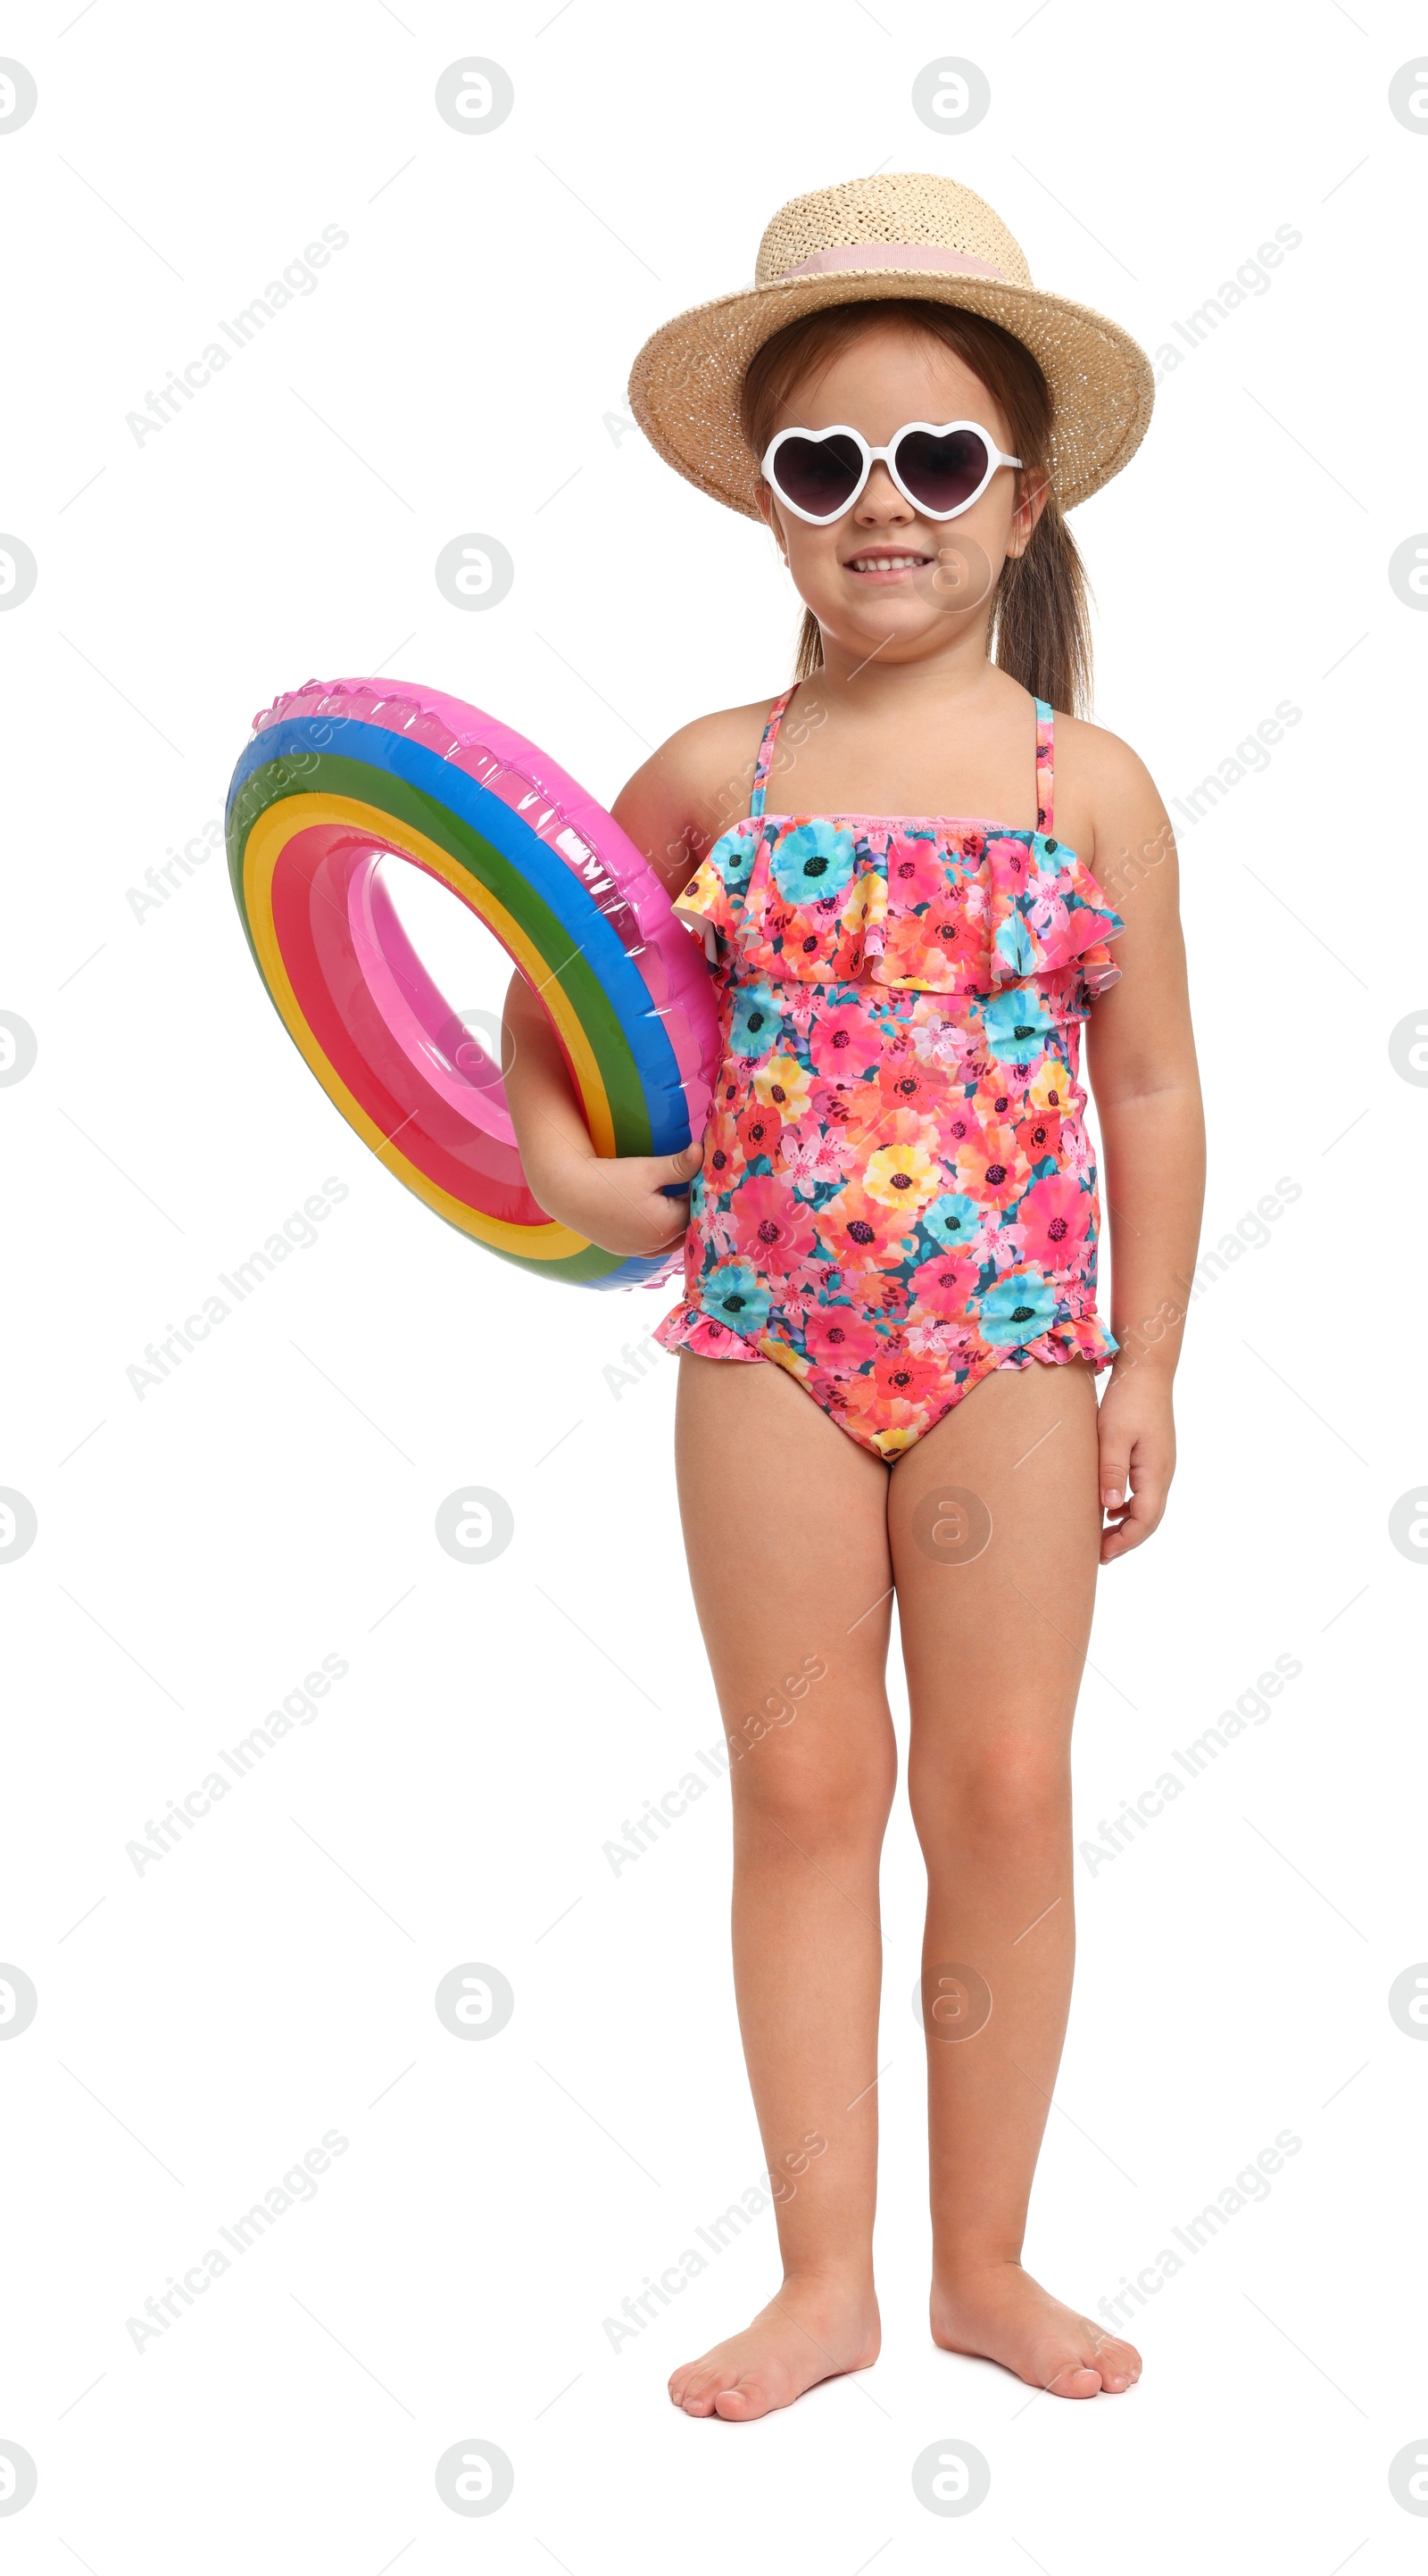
<box><xmin>809</xmin><ymin>621</ymin><xmax>1012</xmax><ymax>725</ymax></box>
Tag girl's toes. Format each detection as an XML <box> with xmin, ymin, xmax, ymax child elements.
<box><xmin>711</xmin><ymin>2377</ymin><xmax>761</xmax><ymax>2420</ymax></box>
<box><xmin>1046</xmin><ymin>2357</ymin><xmax>1102</xmax><ymax>2398</ymax></box>
<box><xmin>1088</xmin><ymin>2332</ymin><xmax>1141</xmax><ymax>2391</ymax></box>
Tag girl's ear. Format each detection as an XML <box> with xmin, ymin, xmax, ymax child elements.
<box><xmin>1004</xmin><ymin>471</ymin><xmax>1051</xmax><ymax>563</ymax></box>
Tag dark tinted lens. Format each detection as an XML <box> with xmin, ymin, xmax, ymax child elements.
<box><xmin>893</xmin><ymin>427</ymin><xmax>991</xmax><ymax>515</ymax></box>
<box><xmin>772</xmin><ymin>433</ymin><xmax>864</xmax><ymax>518</ymax></box>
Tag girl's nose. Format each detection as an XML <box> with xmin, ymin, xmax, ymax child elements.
<box><xmin>854</xmin><ymin>461</ymin><xmax>914</xmax><ymax>522</ymax></box>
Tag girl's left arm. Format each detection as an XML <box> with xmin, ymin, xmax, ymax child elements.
<box><xmin>1083</xmin><ymin>738</ymin><xmax>1206</xmax><ymax>1564</ymax></box>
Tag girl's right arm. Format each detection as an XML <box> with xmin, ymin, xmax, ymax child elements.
<box><xmin>500</xmin><ymin>704</ymin><xmax>763</xmax><ymax>1256</ymax></box>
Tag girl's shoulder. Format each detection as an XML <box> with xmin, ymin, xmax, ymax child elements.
<box><xmin>1054</xmin><ymin>708</ymin><xmax>1160</xmax><ymax>800</ymax></box>
<box><xmin>1049</xmin><ymin>709</ymin><xmax>1168</xmax><ymax>878</ymax></box>
<box><xmin>610</xmin><ymin>696</ymin><xmax>777</xmax><ymax>894</ymax></box>
<box><xmin>643</xmin><ymin>694</ymin><xmax>778</xmax><ymax>808</ymax></box>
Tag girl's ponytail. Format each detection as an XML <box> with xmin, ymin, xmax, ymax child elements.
<box><xmin>991</xmin><ymin>494</ymin><xmax>1093</xmax><ymax>719</ymax></box>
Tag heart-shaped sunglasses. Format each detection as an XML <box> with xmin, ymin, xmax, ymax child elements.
<box><xmin>761</xmin><ymin>420</ymin><xmax>1023</xmax><ymax>526</ymax></box>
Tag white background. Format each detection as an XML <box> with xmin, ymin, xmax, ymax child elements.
<box><xmin>4</xmin><ymin>1</ymin><xmax>1425</xmax><ymax>2566</ymax></box>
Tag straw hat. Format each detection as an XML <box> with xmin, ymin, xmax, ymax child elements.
<box><xmin>628</xmin><ymin>171</ymin><xmax>1153</xmax><ymax>518</ymax></box>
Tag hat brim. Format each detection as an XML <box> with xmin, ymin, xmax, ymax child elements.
<box><xmin>628</xmin><ymin>268</ymin><xmax>1154</xmax><ymax>518</ymax></box>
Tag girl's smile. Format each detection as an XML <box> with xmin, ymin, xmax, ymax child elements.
<box><xmin>843</xmin><ymin>546</ymin><xmax>936</xmax><ymax>579</ymax></box>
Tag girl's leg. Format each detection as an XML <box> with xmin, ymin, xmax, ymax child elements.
<box><xmin>888</xmin><ymin>1356</ymin><xmax>1142</xmax><ymax>2398</ymax></box>
<box><xmin>667</xmin><ymin>1352</ymin><xmax>898</xmax><ymax>2421</ymax></box>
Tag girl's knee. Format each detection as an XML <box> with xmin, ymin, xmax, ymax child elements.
<box><xmin>734</xmin><ymin>1729</ymin><xmax>894</xmax><ymax>1845</ymax></box>
<box><xmin>909</xmin><ymin>1730</ymin><xmax>1070</xmax><ymax>1843</ymax></box>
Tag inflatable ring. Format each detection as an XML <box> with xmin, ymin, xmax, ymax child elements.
<box><xmin>226</xmin><ymin>677</ymin><xmax>718</xmax><ymax>1288</ymax></box>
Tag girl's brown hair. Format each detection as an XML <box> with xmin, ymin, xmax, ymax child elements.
<box><xmin>738</xmin><ymin>299</ymin><xmax>1093</xmax><ymax>716</ymax></box>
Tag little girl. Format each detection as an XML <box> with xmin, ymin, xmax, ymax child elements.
<box><xmin>503</xmin><ymin>174</ymin><xmax>1204</xmax><ymax>2417</ymax></box>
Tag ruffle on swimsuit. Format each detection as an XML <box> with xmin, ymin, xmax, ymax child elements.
<box><xmin>673</xmin><ymin>808</ymin><xmax>1121</xmax><ymax>1000</ymax></box>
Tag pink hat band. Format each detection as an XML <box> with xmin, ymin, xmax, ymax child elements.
<box><xmin>777</xmin><ymin>242</ymin><xmax>1006</xmax><ymax>286</ymax></box>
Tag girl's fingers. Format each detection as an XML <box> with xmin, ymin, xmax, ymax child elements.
<box><xmin>1100</xmin><ymin>1470</ymin><xmax>1166</xmax><ymax>1561</ymax></box>
<box><xmin>1099</xmin><ymin>1431</ymin><xmax>1132</xmax><ymax>1515</ymax></box>
<box><xmin>652</xmin><ymin>1140</ymin><xmax>703</xmax><ymax>1189</ymax></box>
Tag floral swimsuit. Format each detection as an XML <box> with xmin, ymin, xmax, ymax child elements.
<box><xmin>653</xmin><ymin>686</ymin><xmax>1125</xmax><ymax>1462</ymax></box>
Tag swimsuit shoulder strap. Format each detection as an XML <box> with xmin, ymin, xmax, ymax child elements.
<box><xmin>750</xmin><ymin>684</ymin><xmax>798</xmax><ymax>819</ymax></box>
<box><xmin>1034</xmin><ymin>697</ymin><xmax>1054</xmax><ymax>837</ymax></box>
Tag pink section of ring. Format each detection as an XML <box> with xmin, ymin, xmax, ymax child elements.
<box><xmin>347</xmin><ymin>857</ymin><xmax>517</xmax><ymax>1146</ymax></box>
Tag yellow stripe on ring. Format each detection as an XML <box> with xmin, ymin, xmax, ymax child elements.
<box><xmin>242</xmin><ymin>791</ymin><xmax>605</xmax><ymax>1260</ymax></box>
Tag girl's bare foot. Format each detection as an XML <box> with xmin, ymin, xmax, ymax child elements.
<box><xmin>931</xmin><ymin>2260</ymin><xmax>1141</xmax><ymax>2398</ymax></box>
<box><xmin>668</xmin><ymin>2277</ymin><xmax>881</xmax><ymax>2420</ymax></box>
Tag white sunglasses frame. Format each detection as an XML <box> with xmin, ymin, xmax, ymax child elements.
<box><xmin>760</xmin><ymin>419</ymin><xmax>1024</xmax><ymax>526</ymax></box>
